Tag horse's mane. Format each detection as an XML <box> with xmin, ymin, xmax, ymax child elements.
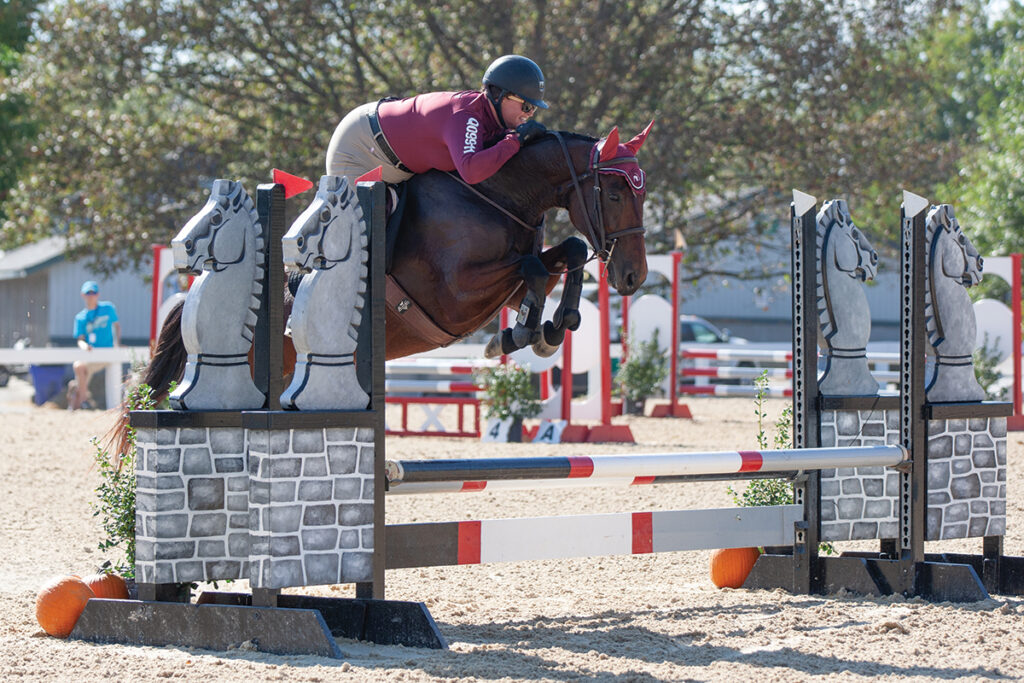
<box><xmin>468</xmin><ymin>131</ymin><xmax>599</xmax><ymax>217</ymax></box>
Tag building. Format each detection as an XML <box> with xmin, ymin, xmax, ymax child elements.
<box><xmin>0</xmin><ymin>237</ymin><xmax>154</xmax><ymax>347</ymax></box>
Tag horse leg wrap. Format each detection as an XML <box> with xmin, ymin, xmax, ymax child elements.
<box><xmin>551</xmin><ymin>237</ymin><xmax>587</xmax><ymax>333</ymax></box>
<box><xmin>509</xmin><ymin>256</ymin><xmax>549</xmax><ymax>348</ymax></box>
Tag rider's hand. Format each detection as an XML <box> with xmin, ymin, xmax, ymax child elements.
<box><xmin>516</xmin><ymin>121</ymin><xmax>547</xmax><ymax>146</ymax></box>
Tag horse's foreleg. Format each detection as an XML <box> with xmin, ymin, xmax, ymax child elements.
<box><xmin>532</xmin><ymin>237</ymin><xmax>588</xmax><ymax>357</ymax></box>
<box><xmin>484</xmin><ymin>255</ymin><xmax>550</xmax><ymax>359</ymax></box>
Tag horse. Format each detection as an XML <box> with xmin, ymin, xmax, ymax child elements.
<box><xmin>166</xmin><ymin>179</ymin><xmax>267</xmax><ymax>410</ymax></box>
<box><xmin>119</xmin><ymin>123</ymin><xmax>652</xmax><ymax>451</ymax></box>
<box><xmin>923</xmin><ymin>203</ymin><xmax>985</xmax><ymax>402</ymax></box>
<box><xmin>815</xmin><ymin>199</ymin><xmax>880</xmax><ymax>396</ymax></box>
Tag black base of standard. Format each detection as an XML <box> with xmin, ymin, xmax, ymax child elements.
<box><xmin>70</xmin><ymin>592</ymin><xmax>447</xmax><ymax>657</ymax></box>
<box><xmin>743</xmin><ymin>551</ymin><xmax>1024</xmax><ymax>602</ymax></box>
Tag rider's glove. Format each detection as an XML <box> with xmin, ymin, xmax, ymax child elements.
<box><xmin>516</xmin><ymin>121</ymin><xmax>547</xmax><ymax>146</ymax></box>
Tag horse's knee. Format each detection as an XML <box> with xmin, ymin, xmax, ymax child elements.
<box><xmin>519</xmin><ymin>255</ymin><xmax>550</xmax><ymax>292</ymax></box>
<box><xmin>562</xmin><ymin>236</ymin><xmax>588</xmax><ymax>264</ymax></box>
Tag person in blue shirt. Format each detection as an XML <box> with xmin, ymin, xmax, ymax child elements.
<box><xmin>70</xmin><ymin>280</ymin><xmax>120</xmax><ymax>410</ymax></box>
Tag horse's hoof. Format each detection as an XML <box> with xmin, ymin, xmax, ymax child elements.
<box><xmin>484</xmin><ymin>334</ymin><xmax>504</xmax><ymax>359</ymax></box>
<box><xmin>563</xmin><ymin>311</ymin><xmax>581</xmax><ymax>331</ymax></box>
<box><xmin>532</xmin><ymin>340</ymin><xmax>559</xmax><ymax>358</ymax></box>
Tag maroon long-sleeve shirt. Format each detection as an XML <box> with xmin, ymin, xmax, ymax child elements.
<box><xmin>377</xmin><ymin>91</ymin><xmax>520</xmax><ymax>184</ymax></box>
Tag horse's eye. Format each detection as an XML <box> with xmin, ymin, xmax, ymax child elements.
<box><xmin>210</xmin><ymin>212</ymin><xmax>223</xmax><ymax>226</ymax></box>
<box><xmin>320</xmin><ymin>208</ymin><xmax>331</xmax><ymax>222</ymax></box>
<box><xmin>608</xmin><ymin>192</ymin><xmax>621</xmax><ymax>202</ymax></box>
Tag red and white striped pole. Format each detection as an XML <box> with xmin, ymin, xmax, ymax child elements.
<box><xmin>386</xmin><ymin>444</ymin><xmax>907</xmax><ymax>493</ymax></box>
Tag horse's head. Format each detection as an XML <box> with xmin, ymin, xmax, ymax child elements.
<box><xmin>928</xmin><ymin>204</ymin><xmax>983</xmax><ymax>287</ymax></box>
<box><xmin>283</xmin><ymin>175</ymin><xmax>359</xmax><ymax>272</ymax></box>
<box><xmin>563</xmin><ymin>123</ymin><xmax>653</xmax><ymax>295</ymax></box>
<box><xmin>172</xmin><ymin>179</ymin><xmax>252</xmax><ymax>274</ymax></box>
<box><xmin>818</xmin><ymin>199</ymin><xmax>878</xmax><ymax>281</ymax></box>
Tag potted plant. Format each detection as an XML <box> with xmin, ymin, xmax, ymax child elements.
<box><xmin>615</xmin><ymin>327</ymin><xmax>669</xmax><ymax>415</ymax></box>
<box><xmin>475</xmin><ymin>362</ymin><xmax>542</xmax><ymax>442</ymax></box>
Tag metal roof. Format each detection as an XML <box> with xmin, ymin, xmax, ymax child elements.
<box><xmin>0</xmin><ymin>237</ymin><xmax>68</xmax><ymax>280</ymax></box>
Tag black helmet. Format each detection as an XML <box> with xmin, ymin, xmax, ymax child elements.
<box><xmin>482</xmin><ymin>55</ymin><xmax>549</xmax><ymax>110</ymax></box>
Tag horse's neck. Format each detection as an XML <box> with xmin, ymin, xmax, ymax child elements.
<box><xmin>479</xmin><ymin>136</ymin><xmax>592</xmax><ymax>223</ymax></box>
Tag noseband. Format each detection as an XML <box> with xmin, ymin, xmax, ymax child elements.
<box><xmin>552</xmin><ymin>131</ymin><xmax>646</xmax><ymax>262</ymax></box>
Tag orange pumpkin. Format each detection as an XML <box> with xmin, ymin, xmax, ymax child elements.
<box><xmin>709</xmin><ymin>547</ymin><xmax>761</xmax><ymax>588</ymax></box>
<box><xmin>82</xmin><ymin>573</ymin><xmax>130</xmax><ymax>600</ymax></box>
<box><xmin>36</xmin><ymin>575</ymin><xmax>95</xmax><ymax>638</ymax></box>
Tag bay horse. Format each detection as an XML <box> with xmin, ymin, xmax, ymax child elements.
<box><xmin>133</xmin><ymin>123</ymin><xmax>652</xmax><ymax>436</ymax></box>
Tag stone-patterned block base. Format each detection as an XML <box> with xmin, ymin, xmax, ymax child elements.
<box><xmin>248</xmin><ymin>427</ymin><xmax>374</xmax><ymax>589</ymax></box>
<box><xmin>819</xmin><ymin>409</ymin><xmax>900</xmax><ymax>542</ymax></box>
<box><xmin>820</xmin><ymin>410</ymin><xmax>1006</xmax><ymax>542</ymax></box>
<box><xmin>135</xmin><ymin>427</ymin><xmax>250</xmax><ymax>584</ymax></box>
<box><xmin>926</xmin><ymin>417</ymin><xmax>1007</xmax><ymax>539</ymax></box>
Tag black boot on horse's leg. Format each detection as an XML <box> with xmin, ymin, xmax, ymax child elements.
<box><xmin>533</xmin><ymin>237</ymin><xmax>588</xmax><ymax>357</ymax></box>
<box><xmin>484</xmin><ymin>256</ymin><xmax>550</xmax><ymax>359</ymax></box>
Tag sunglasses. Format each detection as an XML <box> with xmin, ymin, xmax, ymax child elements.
<box><xmin>506</xmin><ymin>94</ymin><xmax>537</xmax><ymax>115</ymax></box>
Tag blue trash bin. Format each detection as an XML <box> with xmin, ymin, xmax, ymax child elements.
<box><xmin>29</xmin><ymin>365</ymin><xmax>72</xmax><ymax>406</ymax></box>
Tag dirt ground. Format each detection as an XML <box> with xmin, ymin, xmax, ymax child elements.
<box><xmin>1</xmin><ymin>380</ymin><xmax>1022</xmax><ymax>682</ymax></box>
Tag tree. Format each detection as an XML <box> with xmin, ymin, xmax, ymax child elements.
<box><xmin>0</xmin><ymin>0</ymin><xmax>38</xmax><ymax>218</ymax></box>
<box><xmin>943</xmin><ymin>2</ymin><xmax>1024</xmax><ymax>256</ymax></box>
<box><xmin>1</xmin><ymin>0</ymin><xmax>983</xmax><ymax>281</ymax></box>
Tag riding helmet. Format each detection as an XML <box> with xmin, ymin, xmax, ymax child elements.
<box><xmin>482</xmin><ymin>55</ymin><xmax>550</xmax><ymax>110</ymax></box>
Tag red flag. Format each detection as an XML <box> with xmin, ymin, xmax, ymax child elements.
<box><xmin>272</xmin><ymin>168</ymin><xmax>314</xmax><ymax>198</ymax></box>
<box><xmin>355</xmin><ymin>166</ymin><xmax>384</xmax><ymax>184</ymax></box>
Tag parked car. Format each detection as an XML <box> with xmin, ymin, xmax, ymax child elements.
<box><xmin>678</xmin><ymin>315</ymin><xmax>749</xmax><ymax>345</ymax></box>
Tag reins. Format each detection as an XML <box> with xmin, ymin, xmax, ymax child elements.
<box><xmin>445</xmin><ymin>130</ymin><xmax>646</xmax><ymax>269</ymax></box>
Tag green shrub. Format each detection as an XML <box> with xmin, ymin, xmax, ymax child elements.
<box><xmin>475</xmin><ymin>362</ymin><xmax>541</xmax><ymax>421</ymax></box>
<box><xmin>91</xmin><ymin>383</ymin><xmax>166</xmax><ymax>579</ymax></box>
<box><xmin>615</xmin><ymin>327</ymin><xmax>669</xmax><ymax>404</ymax></box>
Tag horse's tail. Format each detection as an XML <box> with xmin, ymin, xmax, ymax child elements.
<box><xmin>105</xmin><ymin>300</ymin><xmax>188</xmax><ymax>464</ymax></box>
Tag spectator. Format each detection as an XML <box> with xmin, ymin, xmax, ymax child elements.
<box><xmin>70</xmin><ymin>280</ymin><xmax>120</xmax><ymax>410</ymax></box>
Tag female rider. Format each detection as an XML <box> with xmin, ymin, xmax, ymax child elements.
<box><xmin>325</xmin><ymin>55</ymin><xmax>549</xmax><ymax>187</ymax></box>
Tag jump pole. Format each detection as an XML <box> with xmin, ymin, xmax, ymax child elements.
<box><xmin>385</xmin><ymin>444</ymin><xmax>907</xmax><ymax>491</ymax></box>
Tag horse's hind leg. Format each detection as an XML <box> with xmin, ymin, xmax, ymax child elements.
<box><xmin>532</xmin><ymin>237</ymin><xmax>588</xmax><ymax>358</ymax></box>
<box><xmin>484</xmin><ymin>255</ymin><xmax>550</xmax><ymax>359</ymax></box>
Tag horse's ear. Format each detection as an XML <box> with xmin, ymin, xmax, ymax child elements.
<box><xmin>598</xmin><ymin>127</ymin><xmax>620</xmax><ymax>162</ymax></box>
<box><xmin>624</xmin><ymin>120</ymin><xmax>654</xmax><ymax>155</ymax></box>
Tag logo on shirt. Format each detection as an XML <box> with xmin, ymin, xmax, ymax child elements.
<box><xmin>463</xmin><ymin>117</ymin><xmax>480</xmax><ymax>154</ymax></box>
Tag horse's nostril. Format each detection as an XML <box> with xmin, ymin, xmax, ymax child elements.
<box><xmin>184</xmin><ymin>240</ymin><xmax>194</xmax><ymax>253</ymax></box>
<box><xmin>296</xmin><ymin>236</ymin><xmax>304</xmax><ymax>249</ymax></box>
<box><xmin>871</xmin><ymin>252</ymin><xmax>878</xmax><ymax>264</ymax></box>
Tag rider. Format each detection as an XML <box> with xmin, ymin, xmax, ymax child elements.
<box><xmin>326</xmin><ymin>55</ymin><xmax>549</xmax><ymax>187</ymax></box>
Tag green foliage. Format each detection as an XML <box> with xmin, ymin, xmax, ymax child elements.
<box><xmin>0</xmin><ymin>0</ymin><xmax>38</xmax><ymax>220</ymax></box>
<box><xmin>91</xmin><ymin>383</ymin><xmax>161</xmax><ymax>579</ymax></box>
<box><xmin>974</xmin><ymin>333</ymin><xmax>1009</xmax><ymax>400</ymax></box>
<box><xmin>616</xmin><ymin>327</ymin><xmax>669</xmax><ymax>403</ymax></box>
<box><xmin>1</xmin><ymin>0</ymin><xmax>989</xmax><ymax>277</ymax></box>
<box><xmin>475</xmin><ymin>362</ymin><xmax>541</xmax><ymax>421</ymax></box>
<box><xmin>730</xmin><ymin>370</ymin><xmax>834</xmax><ymax>554</ymax></box>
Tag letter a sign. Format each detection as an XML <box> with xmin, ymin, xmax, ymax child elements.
<box><xmin>532</xmin><ymin>419</ymin><xmax>567</xmax><ymax>444</ymax></box>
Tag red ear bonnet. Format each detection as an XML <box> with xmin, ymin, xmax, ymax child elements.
<box><xmin>624</xmin><ymin>120</ymin><xmax>654</xmax><ymax>155</ymax></box>
<box><xmin>597</xmin><ymin>127</ymin><xmax>620</xmax><ymax>163</ymax></box>
<box><xmin>592</xmin><ymin>123</ymin><xmax>649</xmax><ymax>195</ymax></box>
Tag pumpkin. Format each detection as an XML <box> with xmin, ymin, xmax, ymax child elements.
<box><xmin>35</xmin><ymin>575</ymin><xmax>95</xmax><ymax>638</ymax></box>
<box><xmin>82</xmin><ymin>572</ymin><xmax>130</xmax><ymax>600</ymax></box>
<box><xmin>709</xmin><ymin>547</ymin><xmax>761</xmax><ymax>589</ymax></box>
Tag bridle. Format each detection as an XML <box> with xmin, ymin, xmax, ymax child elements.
<box><xmin>551</xmin><ymin>131</ymin><xmax>646</xmax><ymax>263</ymax></box>
<box><xmin>445</xmin><ymin>131</ymin><xmax>646</xmax><ymax>264</ymax></box>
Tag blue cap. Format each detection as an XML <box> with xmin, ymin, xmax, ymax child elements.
<box><xmin>81</xmin><ymin>281</ymin><xmax>100</xmax><ymax>294</ymax></box>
